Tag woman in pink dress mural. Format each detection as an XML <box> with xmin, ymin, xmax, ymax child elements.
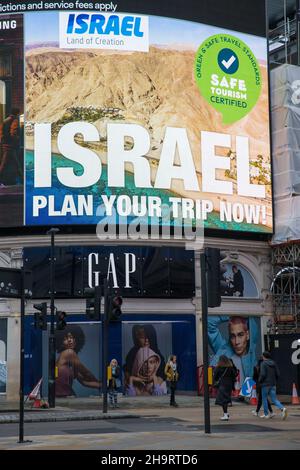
<box><xmin>55</xmin><ymin>325</ymin><xmax>101</xmax><ymax>397</ymax></box>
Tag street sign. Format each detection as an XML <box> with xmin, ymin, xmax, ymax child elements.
<box><xmin>240</xmin><ymin>377</ymin><xmax>255</xmax><ymax>397</ymax></box>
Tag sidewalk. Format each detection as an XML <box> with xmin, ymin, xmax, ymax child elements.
<box><xmin>0</xmin><ymin>394</ymin><xmax>295</xmax><ymax>424</ymax></box>
<box><xmin>0</xmin><ymin>395</ymin><xmax>204</xmax><ymax>423</ymax></box>
<box><xmin>1</xmin><ymin>400</ymin><xmax>300</xmax><ymax>450</ymax></box>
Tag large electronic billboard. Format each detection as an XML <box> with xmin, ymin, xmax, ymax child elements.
<box><xmin>0</xmin><ymin>0</ymin><xmax>272</xmax><ymax>233</ymax></box>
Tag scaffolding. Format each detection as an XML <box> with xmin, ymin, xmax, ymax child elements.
<box><xmin>271</xmin><ymin>243</ymin><xmax>300</xmax><ymax>333</ymax></box>
<box><xmin>268</xmin><ymin>0</ymin><xmax>298</xmax><ymax>68</ymax></box>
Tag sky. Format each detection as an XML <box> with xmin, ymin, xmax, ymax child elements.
<box><xmin>24</xmin><ymin>11</ymin><xmax>267</xmax><ymax>59</ymax></box>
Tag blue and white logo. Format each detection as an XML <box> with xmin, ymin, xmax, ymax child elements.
<box><xmin>217</xmin><ymin>48</ymin><xmax>239</xmax><ymax>74</ymax></box>
<box><xmin>59</xmin><ymin>12</ymin><xmax>149</xmax><ymax>52</ymax></box>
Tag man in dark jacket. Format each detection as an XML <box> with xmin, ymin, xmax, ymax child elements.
<box><xmin>259</xmin><ymin>351</ymin><xmax>287</xmax><ymax>419</ymax></box>
<box><xmin>232</xmin><ymin>265</ymin><xmax>244</xmax><ymax>297</ymax></box>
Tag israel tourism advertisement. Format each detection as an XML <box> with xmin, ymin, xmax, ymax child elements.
<box><xmin>0</xmin><ymin>1</ymin><xmax>272</xmax><ymax>233</ymax></box>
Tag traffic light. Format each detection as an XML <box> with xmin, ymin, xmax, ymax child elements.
<box><xmin>56</xmin><ymin>310</ymin><xmax>67</xmax><ymax>330</ymax></box>
<box><xmin>108</xmin><ymin>296</ymin><xmax>123</xmax><ymax>322</ymax></box>
<box><xmin>85</xmin><ymin>286</ymin><xmax>101</xmax><ymax>320</ymax></box>
<box><xmin>205</xmin><ymin>248</ymin><xmax>228</xmax><ymax>308</ymax></box>
<box><xmin>33</xmin><ymin>302</ymin><xmax>47</xmax><ymax>330</ymax></box>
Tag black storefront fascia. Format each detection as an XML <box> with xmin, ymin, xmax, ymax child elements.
<box><xmin>23</xmin><ymin>246</ymin><xmax>195</xmax><ymax>299</ymax></box>
<box><xmin>23</xmin><ymin>246</ymin><xmax>197</xmax><ymax>395</ymax></box>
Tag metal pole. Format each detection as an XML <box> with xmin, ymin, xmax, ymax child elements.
<box><xmin>47</xmin><ymin>228</ymin><xmax>59</xmax><ymax>408</ymax></box>
<box><xmin>200</xmin><ymin>252</ymin><xmax>211</xmax><ymax>434</ymax></box>
<box><xmin>295</xmin><ymin>0</ymin><xmax>299</xmax><ymax>65</ymax></box>
<box><xmin>18</xmin><ymin>267</ymin><xmax>25</xmax><ymax>443</ymax></box>
<box><xmin>284</xmin><ymin>0</ymin><xmax>288</xmax><ymax>64</ymax></box>
<box><xmin>102</xmin><ymin>279</ymin><xmax>109</xmax><ymax>413</ymax></box>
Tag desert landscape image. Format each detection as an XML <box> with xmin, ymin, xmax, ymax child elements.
<box><xmin>24</xmin><ymin>12</ymin><xmax>272</xmax><ymax>231</ymax></box>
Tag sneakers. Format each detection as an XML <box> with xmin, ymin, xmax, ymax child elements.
<box><xmin>251</xmin><ymin>410</ymin><xmax>259</xmax><ymax>416</ymax></box>
<box><xmin>260</xmin><ymin>414</ymin><xmax>270</xmax><ymax>419</ymax></box>
<box><xmin>269</xmin><ymin>412</ymin><xmax>275</xmax><ymax>418</ymax></box>
<box><xmin>281</xmin><ymin>408</ymin><xmax>288</xmax><ymax>420</ymax></box>
<box><xmin>220</xmin><ymin>413</ymin><xmax>229</xmax><ymax>421</ymax></box>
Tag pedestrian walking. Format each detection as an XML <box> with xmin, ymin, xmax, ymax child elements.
<box><xmin>213</xmin><ymin>355</ymin><xmax>236</xmax><ymax>421</ymax></box>
<box><xmin>164</xmin><ymin>355</ymin><xmax>179</xmax><ymax>407</ymax></box>
<box><xmin>252</xmin><ymin>357</ymin><xmax>274</xmax><ymax>417</ymax></box>
<box><xmin>259</xmin><ymin>351</ymin><xmax>287</xmax><ymax>419</ymax></box>
<box><xmin>108</xmin><ymin>359</ymin><xmax>121</xmax><ymax>408</ymax></box>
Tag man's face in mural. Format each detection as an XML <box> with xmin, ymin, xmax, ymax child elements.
<box><xmin>229</xmin><ymin>322</ymin><xmax>249</xmax><ymax>356</ymax></box>
<box><xmin>136</xmin><ymin>328</ymin><xmax>150</xmax><ymax>348</ymax></box>
<box><xmin>63</xmin><ymin>332</ymin><xmax>76</xmax><ymax>350</ymax></box>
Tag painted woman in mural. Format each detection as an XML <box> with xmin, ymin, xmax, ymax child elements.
<box><xmin>55</xmin><ymin>325</ymin><xmax>101</xmax><ymax>397</ymax></box>
<box><xmin>123</xmin><ymin>324</ymin><xmax>166</xmax><ymax>391</ymax></box>
<box><xmin>208</xmin><ymin>316</ymin><xmax>259</xmax><ymax>387</ymax></box>
<box><xmin>126</xmin><ymin>346</ymin><xmax>167</xmax><ymax>396</ymax></box>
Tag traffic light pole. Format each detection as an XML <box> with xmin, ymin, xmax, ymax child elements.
<box><xmin>47</xmin><ymin>228</ymin><xmax>59</xmax><ymax>408</ymax></box>
<box><xmin>18</xmin><ymin>268</ymin><xmax>32</xmax><ymax>444</ymax></box>
<box><xmin>18</xmin><ymin>267</ymin><xmax>25</xmax><ymax>443</ymax></box>
<box><xmin>200</xmin><ymin>252</ymin><xmax>211</xmax><ymax>434</ymax></box>
<box><xmin>102</xmin><ymin>279</ymin><xmax>109</xmax><ymax>413</ymax></box>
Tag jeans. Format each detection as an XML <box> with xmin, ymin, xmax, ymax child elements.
<box><xmin>169</xmin><ymin>382</ymin><xmax>176</xmax><ymax>405</ymax></box>
<box><xmin>256</xmin><ymin>388</ymin><xmax>273</xmax><ymax>413</ymax></box>
<box><xmin>262</xmin><ymin>386</ymin><xmax>283</xmax><ymax>416</ymax></box>
<box><xmin>109</xmin><ymin>389</ymin><xmax>118</xmax><ymax>405</ymax></box>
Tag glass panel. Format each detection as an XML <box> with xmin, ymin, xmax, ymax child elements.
<box><xmin>0</xmin><ymin>53</ymin><xmax>12</xmax><ymax>77</ymax></box>
<box><xmin>0</xmin><ymin>79</ymin><xmax>5</xmax><ymax>123</ymax></box>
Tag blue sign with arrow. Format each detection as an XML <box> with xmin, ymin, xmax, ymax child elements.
<box><xmin>240</xmin><ymin>377</ymin><xmax>256</xmax><ymax>397</ymax></box>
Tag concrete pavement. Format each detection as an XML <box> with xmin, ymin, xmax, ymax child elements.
<box><xmin>0</xmin><ymin>394</ymin><xmax>210</xmax><ymax>424</ymax></box>
<box><xmin>0</xmin><ymin>396</ymin><xmax>300</xmax><ymax>450</ymax></box>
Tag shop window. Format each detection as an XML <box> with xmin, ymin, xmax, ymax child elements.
<box><xmin>0</xmin><ymin>52</ymin><xmax>12</xmax><ymax>77</ymax></box>
<box><xmin>0</xmin><ymin>80</ymin><xmax>5</xmax><ymax>123</ymax></box>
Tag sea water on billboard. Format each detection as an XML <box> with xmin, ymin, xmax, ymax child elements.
<box><xmin>33</xmin><ymin>123</ymin><xmax>264</xmax><ymax>196</ymax></box>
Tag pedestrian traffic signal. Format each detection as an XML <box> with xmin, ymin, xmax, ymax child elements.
<box><xmin>108</xmin><ymin>296</ymin><xmax>123</xmax><ymax>322</ymax></box>
<box><xmin>33</xmin><ymin>302</ymin><xmax>47</xmax><ymax>330</ymax></box>
<box><xmin>205</xmin><ymin>248</ymin><xmax>228</xmax><ymax>308</ymax></box>
<box><xmin>56</xmin><ymin>310</ymin><xmax>67</xmax><ymax>330</ymax></box>
<box><xmin>85</xmin><ymin>286</ymin><xmax>101</xmax><ymax>320</ymax></box>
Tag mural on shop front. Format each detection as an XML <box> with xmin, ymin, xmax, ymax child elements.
<box><xmin>0</xmin><ymin>318</ymin><xmax>7</xmax><ymax>393</ymax></box>
<box><xmin>221</xmin><ymin>263</ymin><xmax>258</xmax><ymax>298</ymax></box>
<box><xmin>122</xmin><ymin>323</ymin><xmax>172</xmax><ymax>396</ymax></box>
<box><xmin>208</xmin><ymin>316</ymin><xmax>262</xmax><ymax>388</ymax></box>
<box><xmin>55</xmin><ymin>323</ymin><xmax>101</xmax><ymax>398</ymax></box>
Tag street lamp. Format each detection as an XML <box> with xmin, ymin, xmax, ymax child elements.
<box><xmin>47</xmin><ymin>227</ymin><xmax>59</xmax><ymax>408</ymax></box>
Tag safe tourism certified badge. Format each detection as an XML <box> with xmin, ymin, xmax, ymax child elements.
<box><xmin>194</xmin><ymin>33</ymin><xmax>262</xmax><ymax>124</ymax></box>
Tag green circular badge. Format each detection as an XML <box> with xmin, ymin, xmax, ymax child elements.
<box><xmin>194</xmin><ymin>34</ymin><xmax>262</xmax><ymax>124</ymax></box>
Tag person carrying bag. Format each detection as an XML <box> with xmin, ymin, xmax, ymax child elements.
<box><xmin>213</xmin><ymin>355</ymin><xmax>236</xmax><ymax>421</ymax></box>
<box><xmin>165</xmin><ymin>355</ymin><xmax>179</xmax><ymax>407</ymax></box>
